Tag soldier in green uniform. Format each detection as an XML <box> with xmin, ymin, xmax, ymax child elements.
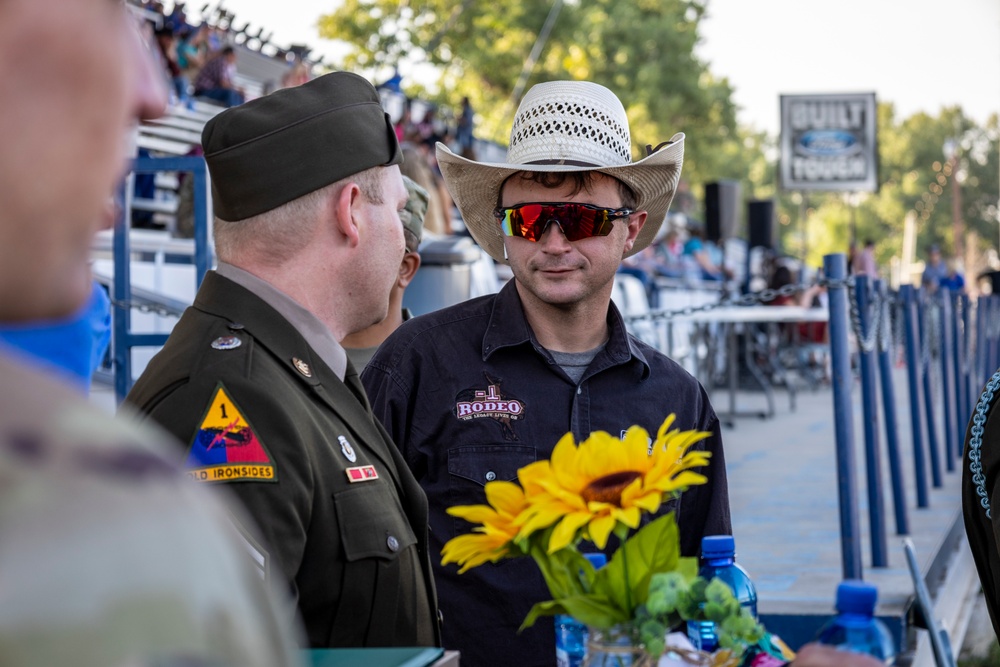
<box><xmin>0</xmin><ymin>2</ymin><xmax>301</xmax><ymax>666</ymax></box>
<box><xmin>124</xmin><ymin>72</ymin><xmax>440</xmax><ymax>649</ymax></box>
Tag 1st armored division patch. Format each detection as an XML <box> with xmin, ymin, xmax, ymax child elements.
<box><xmin>185</xmin><ymin>383</ymin><xmax>277</xmax><ymax>483</ymax></box>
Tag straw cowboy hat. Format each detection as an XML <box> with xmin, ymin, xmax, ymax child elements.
<box><xmin>435</xmin><ymin>80</ymin><xmax>684</xmax><ymax>263</ymax></box>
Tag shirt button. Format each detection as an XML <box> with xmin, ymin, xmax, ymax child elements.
<box><xmin>387</xmin><ymin>535</ymin><xmax>400</xmax><ymax>552</ymax></box>
<box><xmin>577</xmin><ymin>387</ymin><xmax>582</xmax><ymax>395</ymax></box>
<box><xmin>485</xmin><ymin>471</ymin><xmax>497</xmax><ymax>482</ymax></box>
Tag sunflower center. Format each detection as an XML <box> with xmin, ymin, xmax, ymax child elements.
<box><xmin>581</xmin><ymin>471</ymin><xmax>641</xmax><ymax>506</ymax></box>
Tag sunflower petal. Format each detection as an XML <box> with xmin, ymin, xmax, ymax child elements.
<box><xmin>587</xmin><ymin>513</ymin><xmax>618</xmax><ymax>549</ymax></box>
<box><xmin>548</xmin><ymin>512</ymin><xmax>594</xmax><ymax>553</ymax></box>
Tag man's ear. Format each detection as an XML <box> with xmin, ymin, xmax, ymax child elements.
<box><xmin>334</xmin><ymin>182</ymin><xmax>362</xmax><ymax>247</ymax></box>
<box><xmin>622</xmin><ymin>211</ymin><xmax>647</xmax><ymax>256</ymax></box>
<box><xmin>397</xmin><ymin>252</ymin><xmax>422</xmax><ymax>288</ymax></box>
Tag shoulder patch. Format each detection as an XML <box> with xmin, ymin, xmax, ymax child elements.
<box><xmin>184</xmin><ymin>383</ymin><xmax>277</xmax><ymax>484</ymax></box>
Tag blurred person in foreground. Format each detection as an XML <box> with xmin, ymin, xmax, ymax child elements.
<box><xmin>0</xmin><ymin>2</ymin><xmax>300</xmax><ymax>666</ymax></box>
<box><xmin>343</xmin><ymin>175</ymin><xmax>429</xmax><ymax>371</ymax></box>
<box><xmin>363</xmin><ymin>80</ymin><xmax>731</xmax><ymax>666</ymax></box>
<box><xmin>124</xmin><ymin>72</ymin><xmax>439</xmax><ymax>648</ymax></box>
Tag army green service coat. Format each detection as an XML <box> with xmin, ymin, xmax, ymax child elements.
<box><xmin>124</xmin><ymin>271</ymin><xmax>439</xmax><ymax>648</ymax></box>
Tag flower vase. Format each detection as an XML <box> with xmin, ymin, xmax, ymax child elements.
<box><xmin>582</xmin><ymin>626</ymin><xmax>655</xmax><ymax>667</ymax></box>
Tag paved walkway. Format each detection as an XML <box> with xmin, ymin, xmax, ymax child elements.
<box><xmin>714</xmin><ymin>364</ymin><xmax>975</xmax><ymax>656</ymax></box>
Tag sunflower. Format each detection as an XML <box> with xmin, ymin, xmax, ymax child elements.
<box><xmin>440</xmin><ymin>480</ymin><xmax>529</xmax><ymax>573</ymax></box>
<box><xmin>517</xmin><ymin>414</ymin><xmax>712</xmax><ymax>553</ymax></box>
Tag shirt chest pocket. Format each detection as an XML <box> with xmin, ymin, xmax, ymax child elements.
<box><xmin>446</xmin><ymin>445</ymin><xmax>536</xmax><ymax>536</ymax></box>
<box><xmin>334</xmin><ymin>483</ymin><xmax>417</xmax><ymax>561</ymax></box>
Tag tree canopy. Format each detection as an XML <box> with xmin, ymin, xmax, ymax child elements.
<box><xmin>318</xmin><ymin>1</ymin><xmax>999</xmax><ymax>279</ymax></box>
<box><xmin>318</xmin><ymin>0</ymin><xmax>754</xmax><ymax>189</ymax></box>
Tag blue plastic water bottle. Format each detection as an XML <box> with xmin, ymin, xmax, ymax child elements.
<box><xmin>687</xmin><ymin>534</ymin><xmax>758</xmax><ymax>652</ymax></box>
<box><xmin>555</xmin><ymin>553</ymin><xmax>607</xmax><ymax>667</ymax></box>
<box><xmin>815</xmin><ymin>580</ymin><xmax>896</xmax><ymax>665</ymax></box>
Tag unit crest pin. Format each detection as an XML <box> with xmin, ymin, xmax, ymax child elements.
<box><xmin>211</xmin><ymin>335</ymin><xmax>242</xmax><ymax>350</ymax></box>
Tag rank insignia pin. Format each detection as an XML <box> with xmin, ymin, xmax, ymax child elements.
<box><xmin>211</xmin><ymin>335</ymin><xmax>242</xmax><ymax>350</ymax></box>
<box><xmin>338</xmin><ymin>435</ymin><xmax>357</xmax><ymax>462</ymax></box>
<box><xmin>292</xmin><ymin>357</ymin><xmax>312</xmax><ymax>377</ymax></box>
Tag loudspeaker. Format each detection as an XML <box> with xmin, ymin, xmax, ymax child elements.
<box><xmin>747</xmin><ymin>199</ymin><xmax>774</xmax><ymax>250</ymax></box>
<box><xmin>704</xmin><ymin>181</ymin><xmax>740</xmax><ymax>243</ymax></box>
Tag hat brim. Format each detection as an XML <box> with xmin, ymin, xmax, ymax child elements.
<box><xmin>436</xmin><ymin>134</ymin><xmax>684</xmax><ymax>264</ymax></box>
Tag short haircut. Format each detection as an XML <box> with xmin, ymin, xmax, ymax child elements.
<box><xmin>214</xmin><ymin>166</ymin><xmax>385</xmax><ymax>265</ymax></box>
<box><xmin>499</xmin><ymin>171</ymin><xmax>637</xmax><ymax>209</ymax></box>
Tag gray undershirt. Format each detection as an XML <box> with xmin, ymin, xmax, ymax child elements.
<box><xmin>215</xmin><ymin>261</ymin><xmax>347</xmax><ymax>381</ymax></box>
<box><xmin>548</xmin><ymin>342</ymin><xmax>606</xmax><ymax>384</ymax></box>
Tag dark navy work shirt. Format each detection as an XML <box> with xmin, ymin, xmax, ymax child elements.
<box><xmin>362</xmin><ymin>280</ymin><xmax>731</xmax><ymax>667</ymax></box>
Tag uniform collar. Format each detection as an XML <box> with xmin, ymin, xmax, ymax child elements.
<box><xmin>482</xmin><ymin>280</ymin><xmax>650</xmax><ymax>379</ymax></box>
<box><xmin>216</xmin><ymin>261</ymin><xmax>347</xmax><ymax>381</ymax></box>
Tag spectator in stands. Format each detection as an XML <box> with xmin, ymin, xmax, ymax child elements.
<box><xmin>682</xmin><ymin>218</ymin><xmax>728</xmax><ymax>281</ymax></box>
<box><xmin>154</xmin><ymin>26</ymin><xmax>186</xmax><ymax>100</ymax></box>
<box><xmin>193</xmin><ymin>45</ymin><xmax>244</xmax><ymax>107</ymax></box>
<box><xmin>978</xmin><ymin>264</ymin><xmax>1000</xmax><ymax>295</ymax></box>
<box><xmin>0</xmin><ymin>2</ymin><xmax>301</xmax><ymax>664</ymax></box>
<box><xmin>940</xmin><ymin>258</ymin><xmax>966</xmax><ymax>293</ymax></box>
<box><xmin>922</xmin><ymin>243</ymin><xmax>948</xmax><ymax>293</ymax></box>
<box><xmin>279</xmin><ymin>59</ymin><xmax>311</xmax><ymax>89</ymax></box>
<box><xmin>342</xmin><ymin>176</ymin><xmax>429</xmax><ymax>370</ymax></box>
<box><xmin>400</xmin><ymin>144</ymin><xmax>452</xmax><ymax>236</ymax></box>
<box><xmin>176</xmin><ymin>24</ymin><xmax>207</xmax><ymax>83</ymax></box>
<box><xmin>455</xmin><ymin>96</ymin><xmax>475</xmax><ymax>159</ymax></box>
<box><xmin>851</xmin><ymin>238</ymin><xmax>878</xmax><ymax>278</ymax></box>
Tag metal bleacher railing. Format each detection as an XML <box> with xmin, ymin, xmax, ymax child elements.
<box><xmin>110</xmin><ymin>153</ymin><xmax>212</xmax><ymax>401</ymax></box>
<box><xmin>620</xmin><ymin>253</ymin><xmax>989</xmax><ymax>583</ymax></box>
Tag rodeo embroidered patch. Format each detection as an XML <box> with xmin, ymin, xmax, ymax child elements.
<box><xmin>455</xmin><ymin>384</ymin><xmax>525</xmax><ymax>421</ymax></box>
<box><xmin>185</xmin><ymin>383</ymin><xmax>277</xmax><ymax>483</ymax></box>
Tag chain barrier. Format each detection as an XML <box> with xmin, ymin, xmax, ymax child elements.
<box><xmin>848</xmin><ymin>282</ymin><xmax>882</xmax><ymax>354</ymax></box>
<box><xmin>622</xmin><ymin>276</ymin><xmax>855</xmax><ymax>324</ymax></box>
<box><xmin>109</xmin><ymin>298</ymin><xmax>182</xmax><ymax>319</ymax></box>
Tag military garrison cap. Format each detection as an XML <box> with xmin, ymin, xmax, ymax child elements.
<box><xmin>202</xmin><ymin>71</ymin><xmax>402</xmax><ymax>221</ymax></box>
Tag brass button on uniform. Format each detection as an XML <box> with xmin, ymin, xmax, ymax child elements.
<box><xmin>386</xmin><ymin>535</ymin><xmax>400</xmax><ymax>552</ymax></box>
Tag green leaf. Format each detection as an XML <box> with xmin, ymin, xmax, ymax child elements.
<box><xmin>592</xmin><ymin>513</ymin><xmax>681</xmax><ymax>614</ymax></box>
<box><xmin>519</xmin><ymin>594</ymin><xmax>627</xmax><ymax>631</ymax></box>
<box><xmin>527</xmin><ymin>537</ymin><xmax>590</xmax><ymax>600</ymax></box>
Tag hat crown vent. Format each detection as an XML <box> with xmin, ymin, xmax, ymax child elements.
<box><xmin>508</xmin><ymin>84</ymin><xmax>631</xmax><ymax>167</ymax></box>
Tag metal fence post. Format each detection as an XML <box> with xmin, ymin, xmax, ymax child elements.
<box><xmin>938</xmin><ymin>293</ymin><xmax>956</xmax><ymax>472</ymax></box>
<box><xmin>958</xmin><ymin>293</ymin><xmax>978</xmax><ymax>438</ymax></box>
<box><xmin>875</xmin><ymin>280</ymin><xmax>909</xmax><ymax>535</ymax></box>
<box><xmin>855</xmin><ymin>275</ymin><xmax>887</xmax><ymax>566</ymax></box>
<box><xmin>945</xmin><ymin>291</ymin><xmax>969</xmax><ymax>460</ymax></box>
<box><xmin>824</xmin><ymin>253</ymin><xmax>863</xmax><ymax>580</ymax></box>
<box><xmin>917</xmin><ymin>295</ymin><xmax>944</xmax><ymax>488</ymax></box>
<box><xmin>976</xmin><ymin>296</ymin><xmax>988</xmax><ymax>390</ymax></box>
<box><xmin>901</xmin><ymin>285</ymin><xmax>930</xmax><ymax>508</ymax></box>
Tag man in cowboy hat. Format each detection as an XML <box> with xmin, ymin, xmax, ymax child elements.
<box><xmin>124</xmin><ymin>72</ymin><xmax>439</xmax><ymax>648</ymax></box>
<box><xmin>362</xmin><ymin>80</ymin><xmax>730</xmax><ymax>666</ymax></box>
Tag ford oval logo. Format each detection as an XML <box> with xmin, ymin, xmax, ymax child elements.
<box><xmin>796</xmin><ymin>130</ymin><xmax>859</xmax><ymax>157</ymax></box>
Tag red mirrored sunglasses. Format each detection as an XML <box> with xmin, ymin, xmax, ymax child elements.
<box><xmin>493</xmin><ymin>202</ymin><xmax>634</xmax><ymax>243</ymax></box>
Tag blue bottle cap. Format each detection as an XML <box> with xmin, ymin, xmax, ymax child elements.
<box><xmin>584</xmin><ymin>552</ymin><xmax>607</xmax><ymax>569</ymax></box>
<box><xmin>701</xmin><ymin>535</ymin><xmax>736</xmax><ymax>559</ymax></box>
<box><xmin>835</xmin><ymin>580</ymin><xmax>878</xmax><ymax>615</ymax></box>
